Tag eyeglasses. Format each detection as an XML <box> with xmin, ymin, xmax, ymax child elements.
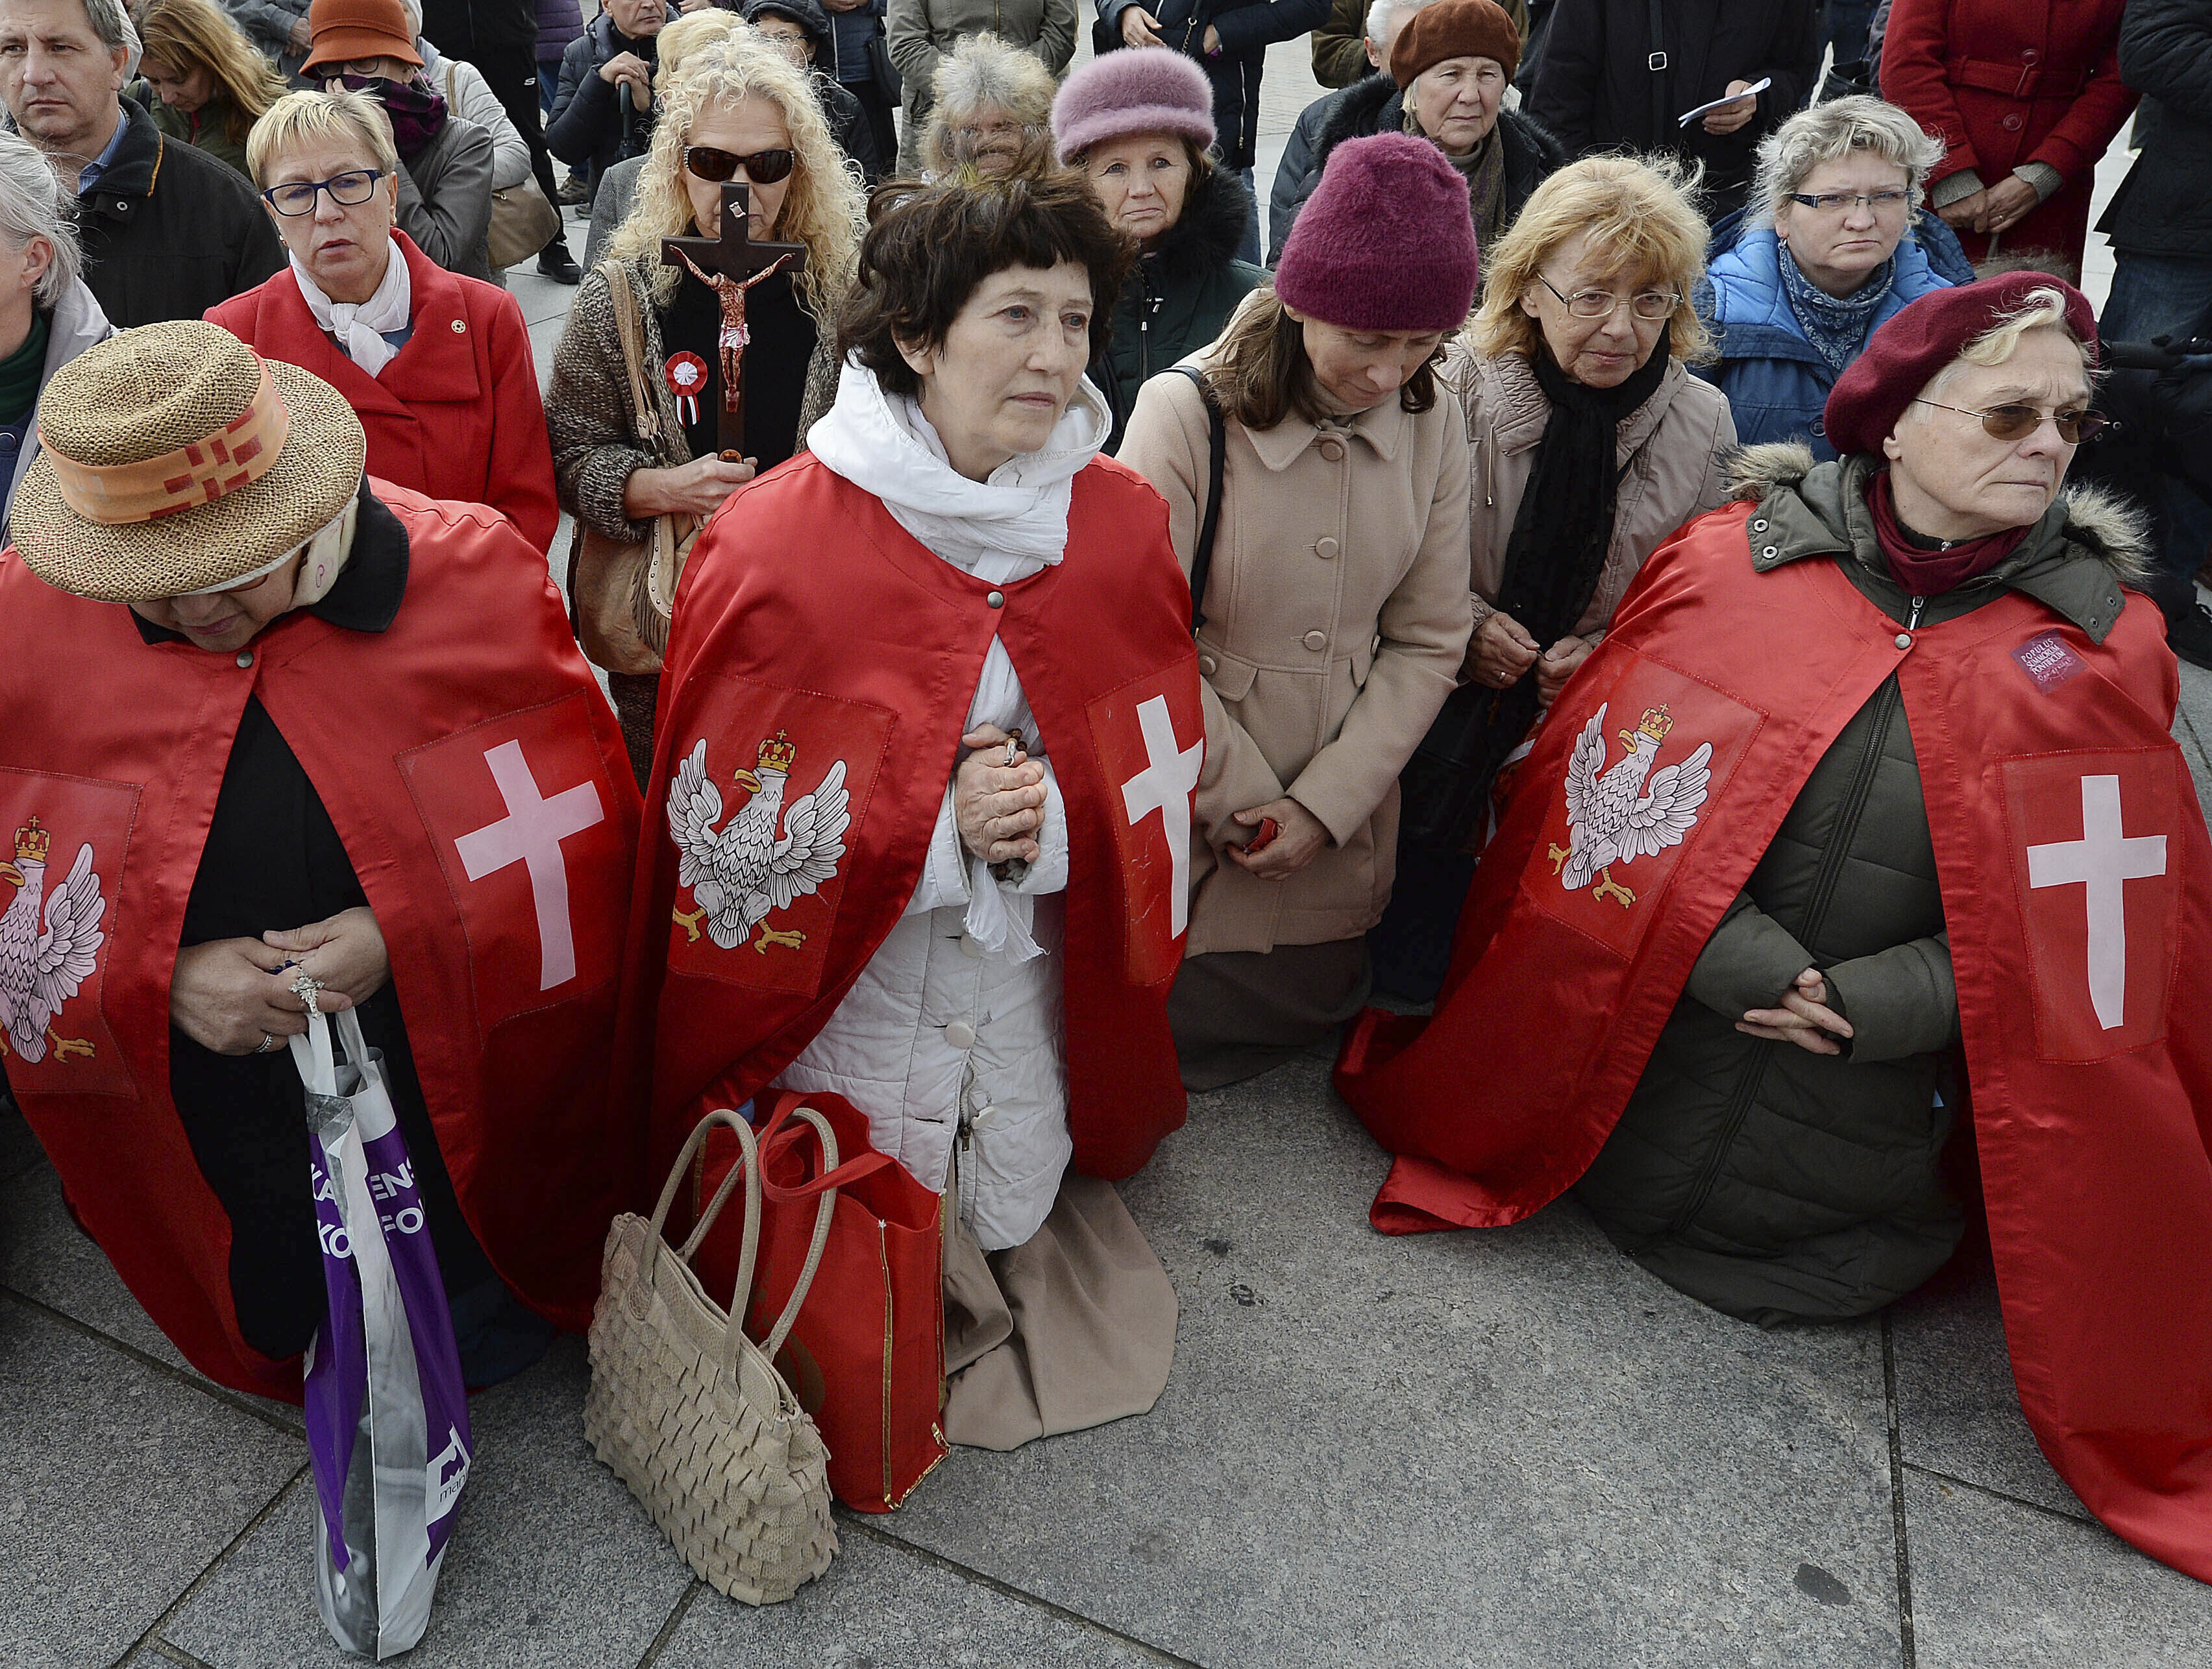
<box><xmin>1911</xmin><ymin>398</ymin><xmax>2108</xmax><ymax>445</ymax></box>
<box><xmin>683</xmin><ymin>144</ymin><xmax>796</xmax><ymax>185</ymax></box>
<box><xmin>1536</xmin><ymin>274</ymin><xmax>1681</xmax><ymax>321</ymax></box>
<box><xmin>1786</xmin><ymin>189</ymin><xmax>1911</xmax><ymax>214</ymax></box>
<box><xmin>261</xmin><ymin>168</ymin><xmax>384</xmax><ymax>217</ymax></box>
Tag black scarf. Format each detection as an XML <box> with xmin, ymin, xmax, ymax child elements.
<box><xmin>1398</xmin><ymin>341</ymin><xmax>1670</xmax><ymax>854</ymax></box>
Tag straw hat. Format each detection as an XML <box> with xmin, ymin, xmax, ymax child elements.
<box><xmin>12</xmin><ymin>321</ymin><xmax>367</xmax><ymax>603</ymax></box>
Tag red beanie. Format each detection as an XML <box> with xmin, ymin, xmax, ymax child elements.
<box><xmin>1274</xmin><ymin>133</ymin><xmax>1479</xmax><ymax>334</ymax></box>
<box><xmin>1390</xmin><ymin>0</ymin><xmax>1521</xmax><ymax>88</ymax></box>
<box><xmin>1823</xmin><ymin>271</ymin><xmax>2099</xmax><ymax>457</ymax></box>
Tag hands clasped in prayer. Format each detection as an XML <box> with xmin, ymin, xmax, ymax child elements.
<box><xmin>169</xmin><ymin>905</ymin><xmax>389</xmax><ymax>1055</ymax></box>
<box><xmin>1736</xmin><ymin>966</ymin><xmax>1853</xmax><ymax>1057</ymax></box>
<box><xmin>957</xmin><ymin>724</ymin><xmax>1046</xmax><ymax>866</ymax></box>
<box><xmin>1469</xmin><ymin>611</ymin><xmax>1596</xmax><ymax>705</ymax></box>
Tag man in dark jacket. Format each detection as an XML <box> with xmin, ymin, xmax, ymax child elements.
<box><xmin>0</xmin><ymin>0</ymin><xmax>280</xmax><ymax>326</ymax></box>
<box><xmin>417</xmin><ymin>0</ymin><xmax>583</xmax><ymax>280</ymax></box>
<box><xmin>1096</xmin><ymin>0</ymin><xmax>1329</xmax><ymax>260</ymax></box>
<box><xmin>1528</xmin><ymin>0</ymin><xmax>1819</xmax><ymax>219</ymax></box>
<box><xmin>820</xmin><ymin>0</ymin><xmax>895</xmax><ymax>171</ymax></box>
<box><xmin>546</xmin><ymin>0</ymin><xmax>663</xmax><ymax>196</ymax></box>
<box><xmin>742</xmin><ymin>0</ymin><xmax>887</xmax><ymax>181</ymax></box>
<box><xmin>2097</xmin><ymin>0</ymin><xmax>2212</xmax><ymax>667</ymax></box>
<box><xmin>1272</xmin><ymin>0</ymin><xmax>1562</xmax><ymax>265</ymax></box>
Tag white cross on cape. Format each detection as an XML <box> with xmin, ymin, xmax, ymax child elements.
<box><xmin>453</xmin><ymin>740</ymin><xmax>607</xmax><ymax>991</ymax></box>
<box><xmin>2026</xmin><ymin>773</ymin><xmax>2167</xmax><ymax>1030</ymax></box>
<box><xmin>1120</xmin><ymin>696</ymin><xmax>1203</xmax><ymax>938</ymax></box>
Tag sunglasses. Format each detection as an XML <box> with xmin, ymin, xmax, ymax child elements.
<box><xmin>1911</xmin><ymin>398</ymin><xmax>2108</xmax><ymax>445</ymax></box>
<box><xmin>683</xmin><ymin>144</ymin><xmax>796</xmax><ymax>186</ymax></box>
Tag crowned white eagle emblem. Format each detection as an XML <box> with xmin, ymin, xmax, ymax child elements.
<box><xmin>0</xmin><ymin>817</ymin><xmax>107</xmax><ymax>1063</ymax></box>
<box><xmin>1549</xmin><ymin>703</ymin><xmax>1714</xmax><ymax>908</ymax></box>
<box><xmin>668</xmin><ymin>732</ymin><xmax>852</xmax><ymax>952</ymax></box>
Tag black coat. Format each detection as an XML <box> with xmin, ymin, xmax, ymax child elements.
<box><xmin>546</xmin><ymin>14</ymin><xmax>657</xmax><ymax>189</ymax></box>
<box><xmin>417</xmin><ymin>0</ymin><xmax>539</xmax><ymax>57</ymax></box>
<box><xmin>1527</xmin><ymin>0</ymin><xmax>1819</xmax><ymax>216</ymax></box>
<box><xmin>2098</xmin><ymin>0</ymin><xmax>2212</xmax><ymax>261</ymax></box>
<box><xmin>79</xmin><ymin>98</ymin><xmax>284</xmax><ymax>329</ymax></box>
<box><xmin>1268</xmin><ymin>77</ymin><xmax>1567</xmax><ymax>265</ymax></box>
<box><xmin>1095</xmin><ymin>0</ymin><xmax>1330</xmax><ymax>170</ymax></box>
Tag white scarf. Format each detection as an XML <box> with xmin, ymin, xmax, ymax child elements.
<box><xmin>811</xmin><ymin>359</ymin><xmax>1111</xmax><ymax>958</ymax></box>
<box><xmin>291</xmin><ymin>238</ymin><xmax>413</xmax><ymax>378</ymax></box>
<box><xmin>806</xmin><ymin>358</ymin><xmax>1110</xmax><ymax>570</ymax></box>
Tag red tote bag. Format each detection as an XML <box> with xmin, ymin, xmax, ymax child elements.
<box><xmin>693</xmin><ymin>1091</ymin><xmax>950</xmax><ymax>1511</ymax></box>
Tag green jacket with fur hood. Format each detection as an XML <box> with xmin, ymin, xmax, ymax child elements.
<box><xmin>1575</xmin><ymin>441</ymin><xmax>2150</xmax><ymax>1327</ymax></box>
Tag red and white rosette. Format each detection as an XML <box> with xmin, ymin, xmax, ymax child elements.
<box><xmin>664</xmin><ymin>352</ymin><xmax>709</xmax><ymax>426</ymax></box>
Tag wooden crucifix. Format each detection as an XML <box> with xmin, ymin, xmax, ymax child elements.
<box><xmin>661</xmin><ymin>180</ymin><xmax>809</xmax><ymax>457</ymax></box>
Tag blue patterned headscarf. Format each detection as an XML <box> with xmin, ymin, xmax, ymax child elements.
<box><xmin>1778</xmin><ymin>242</ymin><xmax>1897</xmax><ymax>378</ymax></box>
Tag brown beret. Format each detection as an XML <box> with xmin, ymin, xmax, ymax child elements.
<box><xmin>1390</xmin><ymin>0</ymin><xmax>1522</xmax><ymax>88</ymax></box>
<box><xmin>1823</xmin><ymin>272</ymin><xmax>2100</xmax><ymax>457</ymax></box>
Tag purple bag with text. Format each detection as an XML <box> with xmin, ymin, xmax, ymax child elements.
<box><xmin>293</xmin><ymin>1006</ymin><xmax>473</xmax><ymax>1660</ymax></box>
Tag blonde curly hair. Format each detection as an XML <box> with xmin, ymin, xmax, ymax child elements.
<box><xmin>608</xmin><ymin>27</ymin><xmax>863</xmax><ymax>317</ymax></box>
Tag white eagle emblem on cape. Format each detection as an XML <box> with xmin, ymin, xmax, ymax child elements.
<box><xmin>0</xmin><ymin>817</ymin><xmax>107</xmax><ymax>1063</ymax></box>
<box><xmin>668</xmin><ymin>732</ymin><xmax>852</xmax><ymax>952</ymax></box>
<box><xmin>1548</xmin><ymin>703</ymin><xmax>1714</xmax><ymax>908</ymax></box>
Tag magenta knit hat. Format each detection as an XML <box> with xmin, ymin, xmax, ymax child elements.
<box><xmin>1274</xmin><ymin>133</ymin><xmax>1479</xmax><ymax>333</ymax></box>
<box><xmin>1051</xmin><ymin>49</ymin><xmax>1216</xmax><ymax>162</ymax></box>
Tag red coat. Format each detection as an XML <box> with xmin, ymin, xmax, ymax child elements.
<box><xmin>1881</xmin><ymin>0</ymin><xmax>2137</xmax><ymax>269</ymax></box>
<box><xmin>0</xmin><ymin>483</ymin><xmax>641</xmax><ymax>1400</ymax></box>
<box><xmin>1338</xmin><ymin>500</ymin><xmax>2212</xmax><ymax>1581</ymax></box>
<box><xmin>616</xmin><ymin>453</ymin><xmax>1199</xmax><ymax>1192</ymax></box>
<box><xmin>206</xmin><ymin>234</ymin><xmax>560</xmax><ymax>553</ymax></box>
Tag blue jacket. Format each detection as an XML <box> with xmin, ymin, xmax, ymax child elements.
<box><xmin>1695</xmin><ymin>206</ymin><xmax>1972</xmax><ymax>459</ymax></box>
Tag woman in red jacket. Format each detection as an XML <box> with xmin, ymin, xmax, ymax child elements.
<box><xmin>208</xmin><ymin>90</ymin><xmax>560</xmax><ymax>552</ymax></box>
<box><xmin>1879</xmin><ymin>0</ymin><xmax>2136</xmax><ymax>275</ymax></box>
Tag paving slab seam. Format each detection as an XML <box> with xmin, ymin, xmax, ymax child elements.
<box><xmin>117</xmin><ymin>1465</ymin><xmax>312</xmax><ymax>1667</ymax></box>
<box><xmin>1880</xmin><ymin>1313</ymin><xmax>1918</xmax><ymax>1669</ymax></box>
<box><xmin>136</xmin><ymin>1637</ymin><xmax>215</xmax><ymax>1668</ymax></box>
<box><xmin>1897</xmin><ymin>1461</ymin><xmax>2095</xmax><ymax>1528</ymax></box>
<box><xmin>834</xmin><ymin>1512</ymin><xmax>1209</xmax><ymax>1668</ymax></box>
<box><xmin>633</xmin><ymin>1577</ymin><xmax>704</xmax><ymax>1668</ymax></box>
<box><xmin>0</xmin><ymin>1285</ymin><xmax>302</xmax><ymax>1441</ymax></box>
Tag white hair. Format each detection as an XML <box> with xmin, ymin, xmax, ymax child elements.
<box><xmin>1753</xmin><ymin>95</ymin><xmax>1945</xmax><ymax>228</ymax></box>
<box><xmin>1365</xmin><ymin>0</ymin><xmax>1392</xmax><ymax>46</ymax></box>
<box><xmin>1923</xmin><ymin>286</ymin><xmax>2095</xmax><ymax>402</ymax></box>
<box><xmin>0</xmin><ymin>128</ymin><xmax>81</xmax><ymax>304</ymax></box>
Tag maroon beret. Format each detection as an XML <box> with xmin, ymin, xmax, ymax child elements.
<box><xmin>1390</xmin><ymin>0</ymin><xmax>1521</xmax><ymax>88</ymax></box>
<box><xmin>1823</xmin><ymin>272</ymin><xmax>2099</xmax><ymax>457</ymax></box>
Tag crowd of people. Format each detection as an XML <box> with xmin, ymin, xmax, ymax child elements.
<box><xmin>4</xmin><ymin>0</ymin><xmax>2212</xmax><ymax>1620</ymax></box>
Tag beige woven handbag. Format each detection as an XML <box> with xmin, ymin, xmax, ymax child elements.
<box><xmin>584</xmin><ymin>1108</ymin><xmax>838</xmax><ymax>1605</ymax></box>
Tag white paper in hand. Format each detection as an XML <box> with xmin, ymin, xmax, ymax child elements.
<box><xmin>1678</xmin><ymin>78</ymin><xmax>1771</xmax><ymax>127</ymax></box>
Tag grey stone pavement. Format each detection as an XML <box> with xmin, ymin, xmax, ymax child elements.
<box><xmin>10</xmin><ymin>39</ymin><xmax>2212</xmax><ymax>1669</ymax></box>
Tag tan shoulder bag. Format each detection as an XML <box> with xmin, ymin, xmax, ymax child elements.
<box><xmin>583</xmin><ymin>1107</ymin><xmax>839</xmax><ymax>1605</ymax></box>
<box><xmin>444</xmin><ymin>62</ymin><xmax>561</xmax><ymax>269</ymax></box>
<box><xmin>568</xmin><ymin>260</ymin><xmax>700</xmax><ymax>676</ymax></box>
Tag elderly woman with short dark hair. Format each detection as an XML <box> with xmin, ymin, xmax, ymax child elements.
<box><xmin>626</xmin><ymin>168</ymin><xmax>1199</xmax><ymax>1452</ymax></box>
<box><xmin>0</xmin><ymin>128</ymin><xmax>112</xmax><ymax>531</ymax></box>
<box><xmin>1699</xmin><ymin>94</ymin><xmax>1972</xmax><ymax>456</ymax></box>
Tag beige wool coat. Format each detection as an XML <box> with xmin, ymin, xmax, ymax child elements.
<box><xmin>1119</xmin><ymin>360</ymin><xmax>1473</xmax><ymax>957</ymax></box>
<box><xmin>1446</xmin><ymin>343</ymin><xmax>1738</xmax><ymax>642</ymax></box>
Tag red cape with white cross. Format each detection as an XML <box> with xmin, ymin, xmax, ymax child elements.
<box><xmin>0</xmin><ymin>482</ymin><xmax>641</xmax><ymax>1401</ymax></box>
<box><xmin>1338</xmin><ymin>498</ymin><xmax>2212</xmax><ymax>1583</ymax></box>
<box><xmin>612</xmin><ymin>451</ymin><xmax>1199</xmax><ymax>1194</ymax></box>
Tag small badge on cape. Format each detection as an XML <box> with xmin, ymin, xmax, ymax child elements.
<box><xmin>665</xmin><ymin>351</ymin><xmax>710</xmax><ymax>427</ymax></box>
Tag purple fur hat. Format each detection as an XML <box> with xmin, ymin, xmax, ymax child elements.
<box><xmin>1274</xmin><ymin>133</ymin><xmax>1480</xmax><ymax>333</ymax></box>
<box><xmin>1051</xmin><ymin>49</ymin><xmax>1217</xmax><ymax>163</ymax></box>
